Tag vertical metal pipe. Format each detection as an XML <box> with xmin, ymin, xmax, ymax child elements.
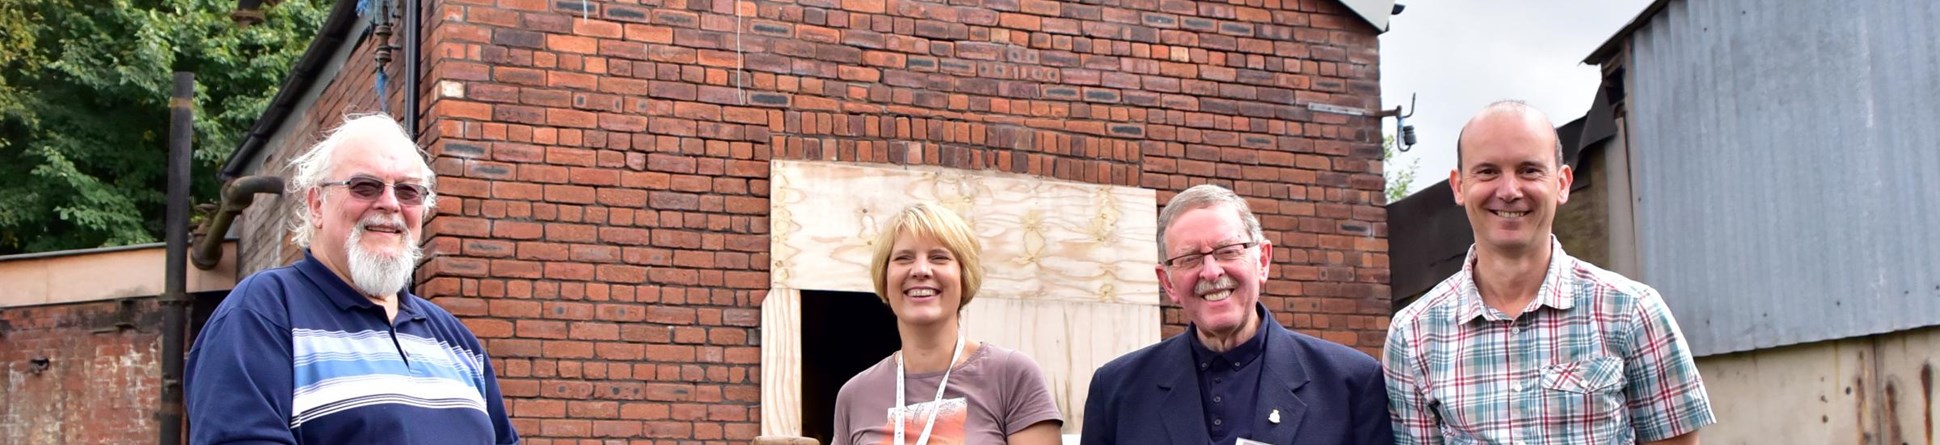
<box><xmin>161</xmin><ymin>71</ymin><xmax>194</xmax><ymax>445</ymax></box>
<box><xmin>404</xmin><ymin>0</ymin><xmax>422</xmax><ymax>297</ymax></box>
<box><xmin>405</xmin><ymin>0</ymin><xmax>420</xmax><ymax>138</ymax></box>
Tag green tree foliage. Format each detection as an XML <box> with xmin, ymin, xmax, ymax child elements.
<box><xmin>1384</xmin><ymin>136</ymin><xmax>1420</xmax><ymax>204</ymax></box>
<box><xmin>0</xmin><ymin>0</ymin><xmax>326</xmax><ymax>254</ymax></box>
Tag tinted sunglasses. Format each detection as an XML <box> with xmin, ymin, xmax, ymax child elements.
<box><xmin>320</xmin><ymin>176</ymin><xmax>432</xmax><ymax>205</ymax></box>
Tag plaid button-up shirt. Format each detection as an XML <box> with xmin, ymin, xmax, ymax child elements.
<box><xmin>1384</xmin><ymin>239</ymin><xmax>1714</xmax><ymax>444</ymax></box>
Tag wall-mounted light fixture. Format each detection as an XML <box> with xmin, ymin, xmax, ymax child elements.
<box><xmin>1379</xmin><ymin>93</ymin><xmax>1419</xmax><ymax>152</ymax></box>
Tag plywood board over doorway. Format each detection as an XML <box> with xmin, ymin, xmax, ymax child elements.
<box><xmin>762</xmin><ymin>160</ymin><xmax>1161</xmax><ymax>436</ymax></box>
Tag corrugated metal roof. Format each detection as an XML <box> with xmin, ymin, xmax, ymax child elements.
<box><xmin>1585</xmin><ymin>0</ymin><xmax>1675</xmax><ymax>65</ymax></box>
<box><xmin>1621</xmin><ymin>0</ymin><xmax>1940</xmax><ymax>356</ymax></box>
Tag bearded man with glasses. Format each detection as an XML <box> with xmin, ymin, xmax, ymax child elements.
<box><xmin>186</xmin><ymin>114</ymin><xmax>519</xmax><ymax>444</ymax></box>
<box><xmin>1082</xmin><ymin>184</ymin><xmax>1391</xmax><ymax>445</ymax></box>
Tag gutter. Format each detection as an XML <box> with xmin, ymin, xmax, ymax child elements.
<box><xmin>220</xmin><ymin>0</ymin><xmax>365</xmax><ymax>181</ymax></box>
<box><xmin>406</xmin><ymin>0</ymin><xmax>421</xmax><ymax>137</ymax></box>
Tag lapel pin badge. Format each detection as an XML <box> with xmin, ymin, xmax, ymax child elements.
<box><xmin>1269</xmin><ymin>409</ymin><xmax>1281</xmax><ymax>424</ymax></box>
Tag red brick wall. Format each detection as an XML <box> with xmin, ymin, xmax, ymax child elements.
<box><xmin>231</xmin><ymin>0</ymin><xmax>1389</xmax><ymax>442</ymax></box>
<box><xmin>0</xmin><ymin>299</ymin><xmax>164</xmax><ymax>444</ymax></box>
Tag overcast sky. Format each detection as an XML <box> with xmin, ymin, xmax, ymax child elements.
<box><xmin>1378</xmin><ymin>0</ymin><xmax>1653</xmax><ymax>197</ymax></box>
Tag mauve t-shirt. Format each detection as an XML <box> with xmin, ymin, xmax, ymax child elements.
<box><xmin>831</xmin><ymin>342</ymin><xmax>1064</xmax><ymax>445</ymax></box>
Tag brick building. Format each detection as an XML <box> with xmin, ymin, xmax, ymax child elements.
<box><xmin>0</xmin><ymin>243</ymin><xmax>238</xmax><ymax>444</ymax></box>
<box><xmin>3</xmin><ymin>0</ymin><xmax>1393</xmax><ymax>441</ymax></box>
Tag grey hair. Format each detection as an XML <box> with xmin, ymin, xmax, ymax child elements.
<box><xmin>1455</xmin><ymin>100</ymin><xmax>1566</xmax><ymax>169</ymax></box>
<box><xmin>286</xmin><ymin>114</ymin><xmax>436</xmax><ymax>247</ymax></box>
<box><xmin>1156</xmin><ymin>184</ymin><xmax>1266</xmax><ymax>260</ymax></box>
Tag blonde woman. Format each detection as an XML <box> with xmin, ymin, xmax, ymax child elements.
<box><xmin>831</xmin><ymin>203</ymin><xmax>1063</xmax><ymax>445</ymax></box>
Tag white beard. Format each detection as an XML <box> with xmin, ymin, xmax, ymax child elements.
<box><xmin>344</xmin><ymin>214</ymin><xmax>420</xmax><ymax>298</ymax></box>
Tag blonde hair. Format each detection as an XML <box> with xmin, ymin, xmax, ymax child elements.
<box><xmin>869</xmin><ymin>203</ymin><xmax>985</xmax><ymax>309</ymax></box>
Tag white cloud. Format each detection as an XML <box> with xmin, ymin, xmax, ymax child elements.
<box><xmin>1378</xmin><ymin>0</ymin><xmax>1654</xmax><ymax>197</ymax></box>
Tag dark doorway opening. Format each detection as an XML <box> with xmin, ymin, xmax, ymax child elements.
<box><xmin>187</xmin><ymin>291</ymin><xmax>231</xmax><ymax>348</ymax></box>
<box><xmin>800</xmin><ymin>290</ymin><xmax>900</xmax><ymax>444</ymax></box>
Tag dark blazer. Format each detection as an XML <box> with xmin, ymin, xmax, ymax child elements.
<box><xmin>1081</xmin><ymin>308</ymin><xmax>1392</xmax><ymax>445</ymax></box>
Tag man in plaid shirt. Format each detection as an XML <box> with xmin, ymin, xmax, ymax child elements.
<box><xmin>1384</xmin><ymin>101</ymin><xmax>1715</xmax><ymax>444</ymax></box>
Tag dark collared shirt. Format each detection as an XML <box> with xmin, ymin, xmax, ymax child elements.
<box><xmin>1187</xmin><ymin>304</ymin><xmax>1272</xmax><ymax>445</ymax></box>
<box><xmin>185</xmin><ymin>250</ymin><xmax>519</xmax><ymax>444</ymax></box>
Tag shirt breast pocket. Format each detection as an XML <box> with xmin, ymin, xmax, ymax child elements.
<box><xmin>1539</xmin><ymin>356</ymin><xmax>1626</xmax><ymax>427</ymax></box>
<box><xmin>1541</xmin><ymin>356</ymin><xmax>1623</xmax><ymax>394</ymax></box>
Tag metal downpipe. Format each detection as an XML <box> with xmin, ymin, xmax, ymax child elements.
<box><xmin>161</xmin><ymin>71</ymin><xmax>193</xmax><ymax>445</ymax></box>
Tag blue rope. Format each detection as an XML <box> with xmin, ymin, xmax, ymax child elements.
<box><xmin>375</xmin><ymin>69</ymin><xmax>390</xmax><ymax>113</ymax></box>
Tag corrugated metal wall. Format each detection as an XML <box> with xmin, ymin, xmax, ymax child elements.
<box><xmin>1625</xmin><ymin>0</ymin><xmax>1940</xmax><ymax>356</ymax></box>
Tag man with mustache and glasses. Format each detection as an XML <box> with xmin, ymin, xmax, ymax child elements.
<box><xmin>186</xmin><ymin>115</ymin><xmax>518</xmax><ymax>444</ymax></box>
<box><xmin>1081</xmin><ymin>184</ymin><xmax>1392</xmax><ymax>445</ymax></box>
<box><xmin>1384</xmin><ymin>101</ymin><xmax>1713</xmax><ymax>444</ymax></box>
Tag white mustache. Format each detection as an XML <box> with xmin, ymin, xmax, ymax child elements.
<box><xmin>353</xmin><ymin>213</ymin><xmax>408</xmax><ymax>237</ymax></box>
<box><xmin>1194</xmin><ymin>276</ymin><xmax>1237</xmax><ymax>296</ymax></box>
